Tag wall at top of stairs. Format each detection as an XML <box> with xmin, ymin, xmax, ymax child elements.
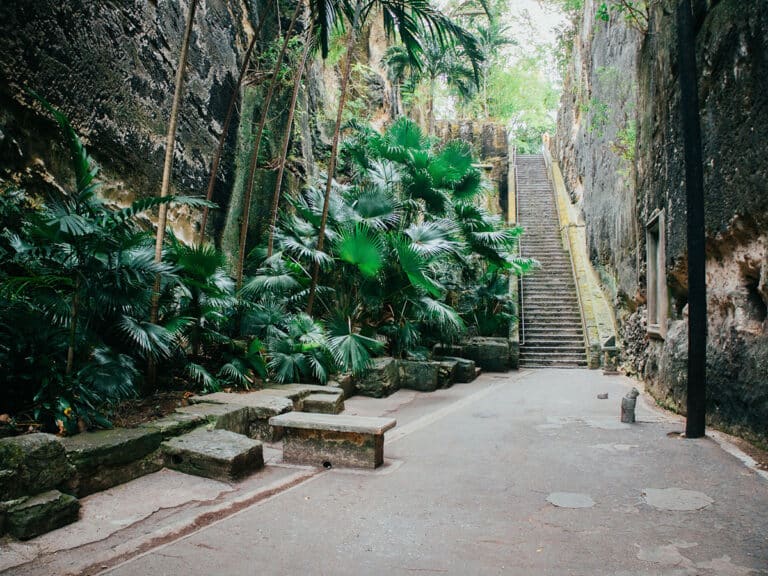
<box><xmin>554</xmin><ymin>0</ymin><xmax>768</xmax><ymax>444</ymax></box>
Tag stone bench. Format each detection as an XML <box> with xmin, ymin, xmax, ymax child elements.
<box><xmin>269</xmin><ymin>413</ymin><xmax>396</xmax><ymax>469</ymax></box>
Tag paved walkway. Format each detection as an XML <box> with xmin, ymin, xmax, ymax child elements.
<box><xmin>7</xmin><ymin>369</ymin><xmax>768</xmax><ymax>575</ymax></box>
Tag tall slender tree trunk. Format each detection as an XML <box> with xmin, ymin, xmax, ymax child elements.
<box><xmin>306</xmin><ymin>1</ymin><xmax>361</xmax><ymax>314</ymax></box>
<box><xmin>198</xmin><ymin>3</ymin><xmax>272</xmax><ymax>246</ymax></box>
<box><xmin>66</xmin><ymin>277</ymin><xmax>81</xmax><ymax>376</ymax></box>
<box><xmin>151</xmin><ymin>0</ymin><xmax>199</xmax><ymax>324</ymax></box>
<box><xmin>267</xmin><ymin>25</ymin><xmax>314</xmax><ymax>258</ymax></box>
<box><xmin>235</xmin><ymin>1</ymin><xmax>302</xmax><ymax>291</ymax></box>
<box><xmin>677</xmin><ymin>0</ymin><xmax>707</xmax><ymax>438</ymax></box>
<box><xmin>148</xmin><ymin>0</ymin><xmax>198</xmax><ymax>388</ymax></box>
<box><xmin>427</xmin><ymin>74</ymin><xmax>436</xmax><ymax>136</ymax></box>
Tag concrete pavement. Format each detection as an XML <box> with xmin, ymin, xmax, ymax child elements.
<box><xmin>5</xmin><ymin>369</ymin><xmax>768</xmax><ymax>575</ymax></box>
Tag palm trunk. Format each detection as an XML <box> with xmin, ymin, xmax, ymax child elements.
<box><xmin>235</xmin><ymin>1</ymin><xmax>302</xmax><ymax>290</ymax></box>
<box><xmin>150</xmin><ymin>0</ymin><xmax>198</xmax><ymax>324</ymax></box>
<box><xmin>677</xmin><ymin>0</ymin><xmax>707</xmax><ymax>438</ymax></box>
<box><xmin>267</xmin><ymin>25</ymin><xmax>314</xmax><ymax>258</ymax></box>
<box><xmin>427</xmin><ymin>74</ymin><xmax>436</xmax><ymax>136</ymax></box>
<box><xmin>65</xmin><ymin>276</ymin><xmax>80</xmax><ymax>376</ymax></box>
<box><xmin>198</xmin><ymin>4</ymin><xmax>272</xmax><ymax>246</ymax></box>
<box><xmin>306</xmin><ymin>1</ymin><xmax>361</xmax><ymax>314</ymax></box>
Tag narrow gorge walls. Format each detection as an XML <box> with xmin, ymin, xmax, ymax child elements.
<box><xmin>555</xmin><ymin>0</ymin><xmax>768</xmax><ymax>444</ymax></box>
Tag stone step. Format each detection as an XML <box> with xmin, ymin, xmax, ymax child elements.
<box><xmin>523</xmin><ymin>330</ymin><xmax>585</xmax><ymax>337</ymax></box>
<box><xmin>519</xmin><ymin>361</ymin><xmax>588</xmax><ymax>368</ymax></box>
<box><xmin>162</xmin><ymin>428</ymin><xmax>264</xmax><ymax>483</ymax></box>
<box><xmin>520</xmin><ymin>345</ymin><xmax>586</xmax><ymax>353</ymax></box>
<box><xmin>519</xmin><ymin>351</ymin><xmax>587</xmax><ymax>361</ymax></box>
<box><xmin>302</xmin><ymin>392</ymin><xmax>345</xmax><ymax>415</ymax></box>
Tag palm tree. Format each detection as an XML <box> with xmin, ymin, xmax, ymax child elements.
<box><xmin>305</xmin><ymin>0</ymin><xmax>484</xmax><ymax>314</ymax></box>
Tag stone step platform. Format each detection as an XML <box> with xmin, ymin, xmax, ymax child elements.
<box><xmin>302</xmin><ymin>393</ymin><xmax>345</xmax><ymax>414</ymax></box>
<box><xmin>162</xmin><ymin>428</ymin><xmax>263</xmax><ymax>483</ymax></box>
<box><xmin>270</xmin><ymin>413</ymin><xmax>396</xmax><ymax>469</ymax></box>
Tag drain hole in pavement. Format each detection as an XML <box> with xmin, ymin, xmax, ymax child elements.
<box><xmin>172</xmin><ymin>455</ymin><xmax>183</xmax><ymax>465</ymax></box>
<box><xmin>323</xmin><ymin>461</ymin><xmax>332</xmax><ymax>469</ymax></box>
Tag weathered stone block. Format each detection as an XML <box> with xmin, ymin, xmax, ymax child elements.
<box><xmin>437</xmin><ymin>360</ymin><xmax>458</xmax><ymax>388</ymax></box>
<box><xmin>302</xmin><ymin>392</ymin><xmax>344</xmax><ymax>414</ymax></box>
<box><xmin>443</xmin><ymin>337</ymin><xmax>510</xmax><ymax>372</ymax></box>
<box><xmin>6</xmin><ymin>490</ymin><xmax>80</xmax><ymax>540</ymax></box>
<box><xmin>356</xmin><ymin>357</ymin><xmax>399</xmax><ymax>398</ymax></box>
<box><xmin>139</xmin><ymin>412</ymin><xmax>207</xmax><ymax>440</ymax></box>
<box><xmin>398</xmin><ymin>361</ymin><xmax>440</xmax><ymax>392</ymax></box>
<box><xmin>193</xmin><ymin>392</ymin><xmax>294</xmax><ymax>442</ymax></box>
<box><xmin>0</xmin><ymin>433</ymin><xmax>73</xmax><ymax>501</ymax></box>
<box><xmin>61</xmin><ymin>428</ymin><xmax>164</xmax><ymax>497</ymax></box>
<box><xmin>434</xmin><ymin>356</ymin><xmax>477</xmax><ymax>383</ymax></box>
<box><xmin>174</xmin><ymin>403</ymin><xmax>251</xmax><ymax>435</ymax></box>
<box><xmin>270</xmin><ymin>413</ymin><xmax>396</xmax><ymax>469</ymax></box>
<box><xmin>327</xmin><ymin>373</ymin><xmax>355</xmax><ymax>398</ymax></box>
<box><xmin>162</xmin><ymin>429</ymin><xmax>263</xmax><ymax>483</ymax></box>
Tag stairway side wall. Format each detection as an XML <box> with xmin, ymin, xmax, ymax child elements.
<box><xmin>554</xmin><ymin>0</ymin><xmax>768</xmax><ymax>444</ymax></box>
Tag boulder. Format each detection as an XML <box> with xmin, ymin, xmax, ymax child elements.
<box><xmin>0</xmin><ymin>434</ymin><xmax>73</xmax><ymax>501</ymax></box>
<box><xmin>6</xmin><ymin>490</ymin><xmax>80</xmax><ymax>540</ymax></box>
<box><xmin>356</xmin><ymin>357</ymin><xmax>400</xmax><ymax>398</ymax></box>
<box><xmin>162</xmin><ymin>429</ymin><xmax>263</xmax><ymax>483</ymax></box>
<box><xmin>435</xmin><ymin>338</ymin><xmax>510</xmax><ymax>372</ymax></box>
<box><xmin>399</xmin><ymin>361</ymin><xmax>440</xmax><ymax>392</ymax></box>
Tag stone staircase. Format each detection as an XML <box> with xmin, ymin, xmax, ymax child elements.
<box><xmin>516</xmin><ymin>154</ymin><xmax>587</xmax><ymax>368</ymax></box>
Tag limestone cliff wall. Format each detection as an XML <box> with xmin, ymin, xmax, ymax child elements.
<box><xmin>555</xmin><ymin>0</ymin><xmax>768</xmax><ymax>444</ymax></box>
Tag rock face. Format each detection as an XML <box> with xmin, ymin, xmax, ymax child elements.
<box><xmin>554</xmin><ymin>0</ymin><xmax>768</xmax><ymax>442</ymax></box>
<box><xmin>0</xmin><ymin>434</ymin><xmax>73</xmax><ymax>501</ymax></box>
<box><xmin>0</xmin><ymin>0</ymin><xmax>256</xmax><ymax>244</ymax></box>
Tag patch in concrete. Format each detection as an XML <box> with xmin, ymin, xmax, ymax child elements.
<box><xmin>642</xmin><ymin>488</ymin><xmax>714</xmax><ymax>511</ymax></box>
<box><xmin>546</xmin><ymin>492</ymin><xmax>595</xmax><ymax>508</ymax></box>
<box><xmin>636</xmin><ymin>543</ymin><xmax>695</xmax><ymax>567</ymax></box>
<box><xmin>592</xmin><ymin>443</ymin><xmax>639</xmax><ymax>452</ymax></box>
<box><xmin>583</xmin><ymin>418</ymin><xmax>631</xmax><ymax>430</ymax></box>
<box><xmin>697</xmin><ymin>555</ymin><xmax>759</xmax><ymax>576</ymax></box>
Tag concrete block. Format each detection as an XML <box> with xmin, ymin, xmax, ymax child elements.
<box><xmin>163</xmin><ymin>429</ymin><xmax>263</xmax><ymax>483</ymax></box>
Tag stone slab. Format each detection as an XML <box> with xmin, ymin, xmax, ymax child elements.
<box><xmin>356</xmin><ymin>357</ymin><xmax>400</xmax><ymax>398</ymax></box>
<box><xmin>0</xmin><ymin>433</ymin><xmax>73</xmax><ymax>501</ymax></box>
<box><xmin>281</xmin><ymin>428</ymin><xmax>385</xmax><ymax>469</ymax></box>
<box><xmin>138</xmin><ymin>412</ymin><xmax>207</xmax><ymax>440</ymax></box>
<box><xmin>190</xmin><ymin>392</ymin><xmax>294</xmax><ymax>443</ymax></box>
<box><xmin>163</xmin><ymin>429</ymin><xmax>263</xmax><ymax>483</ymax></box>
<box><xmin>269</xmin><ymin>413</ymin><xmax>396</xmax><ymax>435</ymax></box>
<box><xmin>435</xmin><ymin>338</ymin><xmax>510</xmax><ymax>372</ymax></box>
<box><xmin>61</xmin><ymin>428</ymin><xmax>164</xmax><ymax>496</ymax></box>
<box><xmin>398</xmin><ymin>360</ymin><xmax>440</xmax><ymax>392</ymax></box>
<box><xmin>174</xmin><ymin>402</ymin><xmax>251</xmax><ymax>435</ymax></box>
<box><xmin>302</xmin><ymin>392</ymin><xmax>345</xmax><ymax>415</ymax></box>
<box><xmin>6</xmin><ymin>490</ymin><xmax>80</xmax><ymax>540</ymax></box>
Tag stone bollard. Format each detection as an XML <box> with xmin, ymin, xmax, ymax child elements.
<box><xmin>620</xmin><ymin>388</ymin><xmax>640</xmax><ymax>423</ymax></box>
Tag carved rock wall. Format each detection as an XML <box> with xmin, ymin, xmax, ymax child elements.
<box><xmin>555</xmin><ymin>0</ymin><xmax>768</xmax><ymax>443</ymax></box>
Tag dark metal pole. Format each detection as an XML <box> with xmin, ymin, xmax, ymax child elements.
<box><xmin>677</xmin><ymin>0</ymin><xmax>707</xmax><ymax>438</ymax></box>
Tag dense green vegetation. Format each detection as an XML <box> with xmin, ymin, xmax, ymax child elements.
<box><xmin>0</xmin><ymin>0</ymin><xmax>545</xmax><ymax>435</ymax></box>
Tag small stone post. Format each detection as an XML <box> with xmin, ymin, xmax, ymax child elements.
<box><xmin>620</xmin><ymin>388</ymin><xmax>640</xmax><ymax>423</ymax></box>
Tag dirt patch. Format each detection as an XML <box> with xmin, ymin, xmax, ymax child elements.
<box><xmin>110</xmin><ymin>391</ymin><xmax>193</xmax><ymax>428</ymax></box>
